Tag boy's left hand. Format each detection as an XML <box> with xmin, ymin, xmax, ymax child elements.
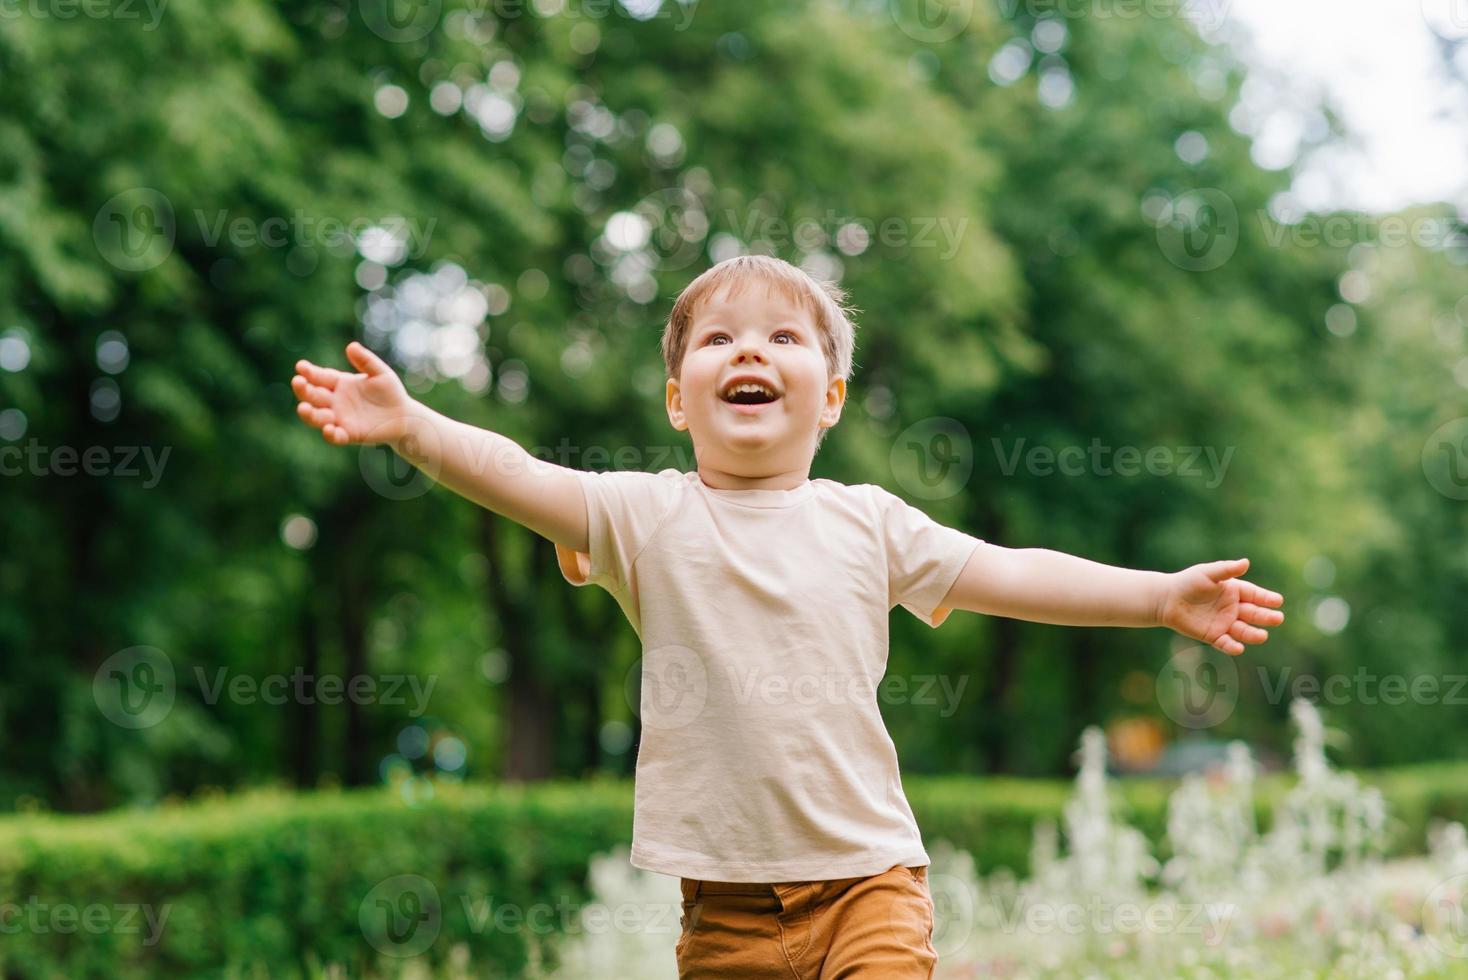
<box><xmin>1158</xmin><ymin>557</ymin><xmax>1284</xmax><ymax>656</ymax></box>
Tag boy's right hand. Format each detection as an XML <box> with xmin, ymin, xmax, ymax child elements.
<box><xmin>292</xmin><ymin>341</ymin><xmax>416</xmax><ymax>448</ymax></box>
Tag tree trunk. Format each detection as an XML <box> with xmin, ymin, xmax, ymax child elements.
<box><xmin>979</xmin><ymin>505</ymin><xmax>1019</xmax><ymax>774</ymax></box>
<box><xmin>481</xmin><ymin>509</ymin><xmax>555</xmax><ymax>780</ymax></box>
<box><xmin>340</xmin><ymin>558</ymin><xmax>370</xmax><ymax>786</ymax></box>
<box><xmin>292</xmin><ymin>598</ymin><xmax>321</xmax><ymax>788</ymax></box>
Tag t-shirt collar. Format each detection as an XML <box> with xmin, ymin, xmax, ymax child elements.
<box><xmin>690</xmin><ymin>471</ymin><xmax>816</xmax><ymax>508</ymax></box>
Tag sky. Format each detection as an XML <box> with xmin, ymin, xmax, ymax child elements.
<box><xmin>1215</xmin><ymin>0</ymin><xmax>1468</xmax><ymax>214</ymax></box>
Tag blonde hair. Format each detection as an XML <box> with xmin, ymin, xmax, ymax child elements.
<box><xmin>662</xmin><ymin>253</ymin><xmax>858</xmax><ymax>382</ymax></box>
<box><xmin>661</xmin><ymin>256</ymin><xmax>858</xmax><ymax>448</ymax></box>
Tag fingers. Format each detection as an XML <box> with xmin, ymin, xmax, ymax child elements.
<box><xmin>1213</xmin><ymin>634</ymin><xmax>1245</xmax><ymax>656</ymax></box>
<box><xmin>296</xmin><ymin>401</ymin><xmax>336</xmax><ymax>430</ymax></box>
<box><xmin>294</xmin><ymin>359</ymin><xmax>344</xmax><ymax>390</ymax></box>
<box><xmin>345</xmin><ymin>341</ymin><xmax>390</xmax><ymax>378</ymax></box>
<box><xmin>1204</xmin><ymin>557</ymin><xmax>1249</xmax><ymax>582</ymax></box>
<box><xmin>1237</xmin><ymin>579</ymin><xmax>1284</xmax><ymax>607</ymax></box>
<box><xmin>291</xmin><ymin>374</ymin><xmax>334</xmax><ymax>409</ymax></box>
<box><xmin>1228</xmin><ymin>619</ymin><xmax>1270</xmax><ymax>645</ymax></box>
<box><xmin>1238</xmin><ymin>602</ymin><xmax>1284</xmax><ymax>627</ymax></box>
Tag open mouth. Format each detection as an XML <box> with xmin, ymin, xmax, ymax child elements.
<box><xmin>720</xmin><ymin>380</ymin><xmax>781</xmax><ymax>406</ymax></box>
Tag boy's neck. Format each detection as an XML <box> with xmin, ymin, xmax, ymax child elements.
<box><xmin>696</xmin><ymin>464</ymin><xmax>812</xmax><ymax>492</ymax></box>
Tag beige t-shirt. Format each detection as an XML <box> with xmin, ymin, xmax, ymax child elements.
<box><xmin>554</xmin><ymin>467</ymin><xmax>983</xmax><ymax>882</ymax></box>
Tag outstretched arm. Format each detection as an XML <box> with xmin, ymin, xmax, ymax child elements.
<box><xmin>938</xmin><ymin>545</ymin><xmax>1283</xmax><ymax>655</ymax></box>
<box><xmin>291</xmin><ymin>342</ymin><xmax>591</xmax><ymax>553</ymax></box>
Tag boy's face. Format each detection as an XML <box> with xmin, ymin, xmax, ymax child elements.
<box><xmin>666</xmin><ymin>280</ymin><xmax>845</xmax><ymax>474</ymax></box>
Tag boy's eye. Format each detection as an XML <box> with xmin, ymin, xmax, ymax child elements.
<box><xmin>704</xmin><ymin>331</ymin><xmax>798</xmax><ymax>345</ymax></box>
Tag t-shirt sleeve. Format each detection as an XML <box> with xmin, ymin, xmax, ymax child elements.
<box><xmin>874</xmin><ymin>486</ymin><xmax>984</xmax><ymax>628</ymax></box>
<box><xmin>554</xmin><ymin>467</ymin><xmax>684</xmax><ymax>595</ymax></box>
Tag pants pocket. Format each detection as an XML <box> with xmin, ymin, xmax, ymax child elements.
<box><xmin>675</xmin><ymin>899</ymin><xmax>699</xmax><ymax>957</ymax></box>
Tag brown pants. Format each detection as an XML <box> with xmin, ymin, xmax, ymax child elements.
<box><xmin>675</xmin><ymin>863</ymin><xmax>937</xmax><ymax>979</ymax></box>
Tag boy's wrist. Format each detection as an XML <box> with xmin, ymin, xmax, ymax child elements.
<box><xmin>389</xmin><ymin>399</ymin><xmax>432</xmax><ymax>458</ymax></box>
<box><xmin>1151</xmin><ymin>571</ymin><xmax>1175</xmax><ymax>630</ymax></box>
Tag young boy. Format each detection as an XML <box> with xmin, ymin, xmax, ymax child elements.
<box><xmin>291</xmin><ymin>254</ymin><xmax>1284</xmax><ymax>978</ymax></box>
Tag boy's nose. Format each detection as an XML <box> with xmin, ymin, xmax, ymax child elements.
<box><xmin>731</xmin><ymin>347</ymin><xmax>768</xmax><ymax>364</ymax></box>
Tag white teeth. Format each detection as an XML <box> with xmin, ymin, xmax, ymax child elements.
<box><xmin>725</xmin><ymin>382</ymin><xmax>776</xmax><ymax>399</ymax></box>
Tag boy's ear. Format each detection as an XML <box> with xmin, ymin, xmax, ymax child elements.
<box><xmin>666</xmin><ymin>377</ymin><xmax>689</xmax><ymax>431</ymax></box>
<box><xmin>818</xmin><ymin>376</ymin><xmax>846</xmax><ymax>430</ymax></box>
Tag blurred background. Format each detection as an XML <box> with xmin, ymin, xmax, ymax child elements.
<box><xmin>5</xmin><ymin>0</ymin><xmax>1468</xmax><ymax>975</ymax></box>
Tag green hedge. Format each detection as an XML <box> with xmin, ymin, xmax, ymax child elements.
<box><xmin>2</xmin><ymin>765</ymin><xmax>1466</xmax><ymax>979</ymax></box>
<box><xmin>908</xmin><ymin>763</ymin><xmax>1468</xmax><ymax>877</ymax></box>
